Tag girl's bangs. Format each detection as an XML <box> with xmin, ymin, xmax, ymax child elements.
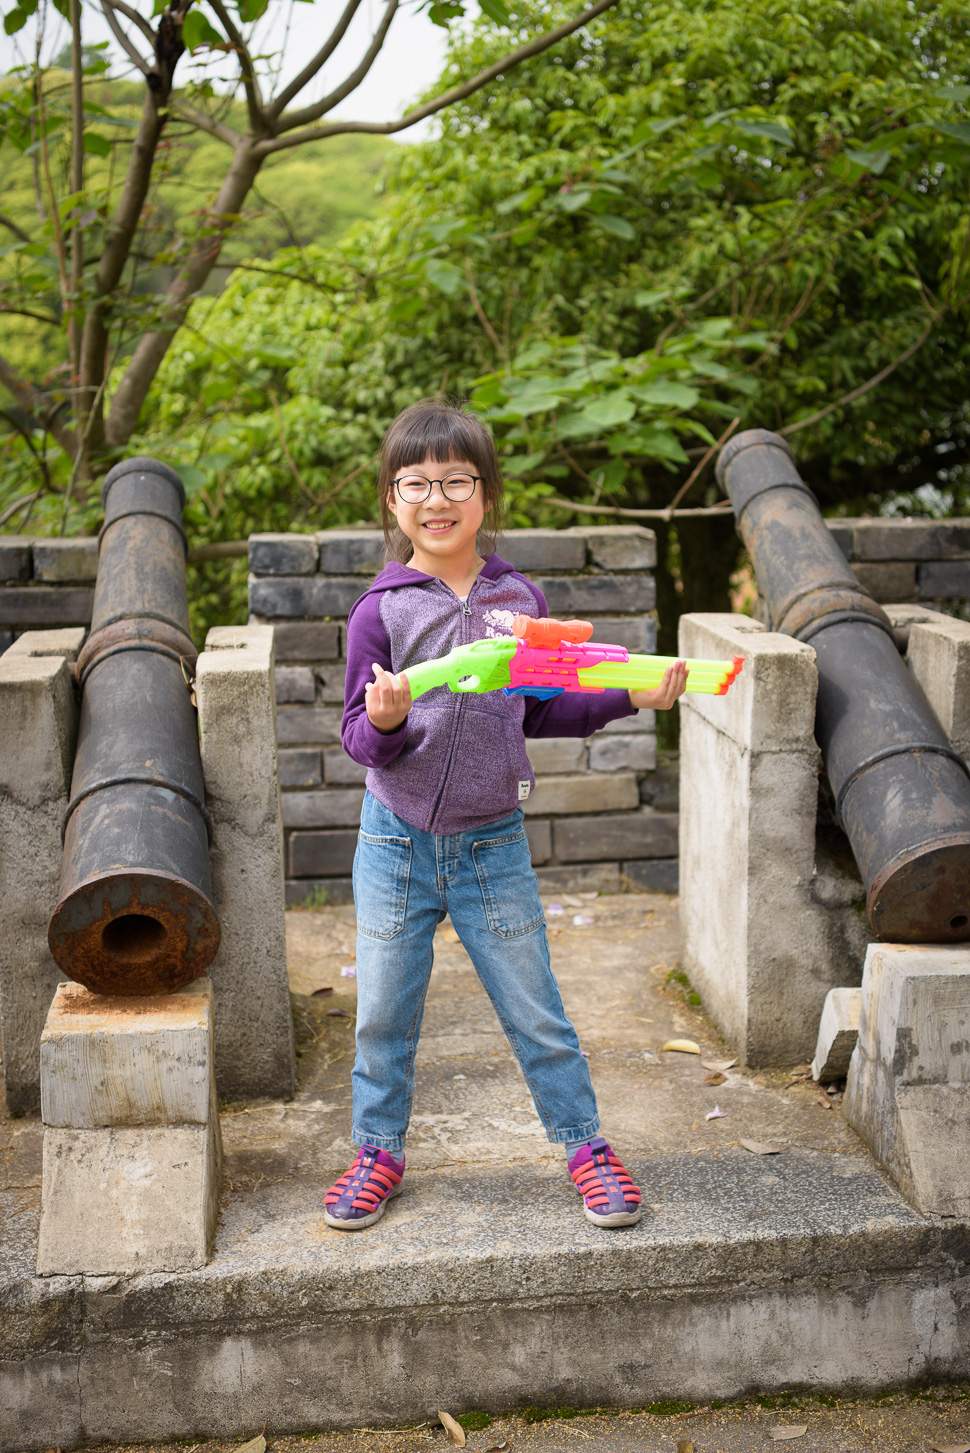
<box><xmin>384</xmin><ymin>408</ymin><xmax>495</xmax><ymax>478</ymax></box>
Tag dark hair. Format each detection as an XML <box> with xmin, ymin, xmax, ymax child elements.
<box><xmin>377</xmin><ymin>397</ymin><xmax>505</xmax><ymax>563</ymax></box>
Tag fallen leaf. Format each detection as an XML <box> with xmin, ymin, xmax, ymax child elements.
<box><xmin>816</xmin><ymin>1092</ymin><xmax>834</xmax><ymax>1111</ymax></box>
<box><xmin>486</xmin><ymin>1442</ymin><xmax>510</xmax><ymax>1452</ymax></box>
<box><xmin>767</xmin><ymin>1426</ymin><xmax>807</xmax><ymax>1441</ymax></box>
<box><xmin>702</xmin><ymin>1058</ymin><xmax>738</xmax><ymax>1072</ymax></box>
<box><xmin>438</xmin><ymin>1411</ymin><xmax>467</xmax><ymax>1447</ymax></box>
<box><xmin>704</xmin><ymin>1072</ymin><xmax>726</xmax><ymax>1085</ymax></box>
<box><xmin>705</xmin><ymin>1104</ymin><xmax>726</xmax><ymax>1120</ymax></box>
<box><xmin>740</xmin><ymin>1138</ymin><xmax>782</xmax><ymax>1155</ymax></box>
<box><xmin>326</xmin><ymin>1008</ymin><xmax>350</xmax><ymax>1018</ymax></box>
<box><xmin>578</xmin><ymin>891</ymin><xmax>599</xmax><ymax>900</ymax></box>
<box><xmin>235</xmin><ymin>1438</ymin><xmax>266</xmax><ymax>1453</ymax></box>
<box><xmin>929</xmin><ymin>1442</ymin><xmax>970</xmax><ymax>1452</ymax></box>
<box><xmin>661</xmin><ymin>1039</ymin><xmax>701</xmax><ymax>1054</ymax></box>
<box><xmin>677</xmin><ymin>1441</ymin><xmax>695</xmax><ymax>1453</ymax></box>
<box><xmin>311</xmin><ymin>986</ymin><xmax>334</xmax><ymax>998</ymax></box>
<box><xmin>563</xmin><ymin>894</ymin><xmax>585</xmax><ymax>907</ymax></box>
<box><xmin>441</xmin><ymin>929</ymin><xmax>461</xmax><ymax>943</ymax></box>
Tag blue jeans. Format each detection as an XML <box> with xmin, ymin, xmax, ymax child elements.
<box><xmin>351</xmin><ymin>791</ymin><xmax>600</xmax><ymax>1154</ymax></box>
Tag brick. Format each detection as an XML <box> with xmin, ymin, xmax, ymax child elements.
<box><xmin>285</xmin><ymin>877</ymin><xmax>355</xmax><ymax>907</ymax></box>
<box><xmin>588</xmin><ymin>734</ymin><xmax>657</xmax><ymax>772</ymax></box>
<box><xmin>0</xmin><ymin>537</ymin><xmax>32</xmax><ymax>583</ymax></box>
<box><xmin>848</xmin><ymin>519</ymin><xmax>944</xmax><ymax>562</ymax></box>
<box><xmin>288</xmin><ymin>830</ymin><xmax>358</xmax><ymax>878</ymax></box>
<box><xmin>586</xmin><ymin>615</ymin><xmax>658</xmax><ymax>653</ymax></box>
<box><xmin>936</xmin><ymin>521</ymin><xmax>970</xmax><ymax>559</ymax></box>
<box><xmin>275</xmin><ymin>666</ymin><xmax>315</xmax><ymax>703</ymax></box>
<box><xmin>525</xmin><ymin>819</ymin><xmax>552</xmax><ymax>865</ymax></box>
<box><xmin>495</xmin><ymin>529</ymin><xmax>586</xmax><ymax>572</ymax></box>
<box><xmin>532</xmin><ymin>573</ymin><xmax>655</xmax><ymax>616</ymax></box>
<box><xmin>598</xmin><ymin>709</ymin><xmax>656</xmax><ymax>735</ymax></box>
<box><xmin>317</xmin><ymin>530</ymin><xmax>386</xmax><ymax>576</ymax></box>
<box><xmin>323</xmin><ymin>749</ymin><xmax>368</xmax><ymax>785</ymax></box>
<box><xmin>281</xmin><ymin>787</ymin><xmax>365</xmax><ymax>829</ymax></box>
<box><xmin>622</xmin><ymin>858</ymin><xmax>679</xmax><ymax>894</ymax></box>
<box><xmin>249</xmin><ymin>534</ymin><xmax>319</xmax><ymax>576</ymax></box>
<box><xmin>825</xmin><ymin>522</ymin><xmax>853</xmax><ymax>560</ymax></box>
<box><xmin>278</xmin><ymin>749</ymin><xmax>322</xmax><ymax>788</ymax></box>
<box><xmin>553</xmin><ymin>809</ymin><xmax>679</xmax><ymax>862</ymax></box>
<box><xmin>250</xmin><ymin>575</ymin><xmax>367</xmax><ymax>619</ymax></box>
<box><xmin>850</xmin><ymin>561</ymin><xmax>917</xmax><ymax>601</ymax></box>
<box><xmin>271</xmin><ymin>622</ymin><xmax>341</xmax><ymax>661</ymax></box>
<box><xmin>31</xmin><ymin>538</ymin><xmax>99</xmax><ymax>583</ymax></box>
<box><xmin>536</xmin><ymin>863</ymin><xmax>621</xmax><ymax>895</ymax></box>
<box><xmin>315</xmin><ymin>664</ymin><xmax>346</xmax><ymax>704</ymax></box>
<box><xmin>524</xmin><ymin>771</ymin><xmax>639</xmax><ymax>816</ymax></box>
<box><xmin>639</xmin><ymin>760</ymin><xmax>680</xmax><ymax>812</ymax></box>
<box><xmin>918</xmin><ymin>561</ymin><xmax>970</xmax><ymax>599</ymax></box>
<box><xmin>0</xmin><ymin>630</ymin><xmax>12</xmax><ymax>654</ymax></box>
<box><xmin>276</xmin><ymin>705</ymin><xmax>344</xmax><ymax>746</ymax></box>
<box><xmin>0</xmin><ymin>585</ymin><xmax>94</xmax><ymax>627</ymax></box>
<box><xmin>526</xmin><ymin>738</ymin><xmax>587</xmax><ymax>775</ymax></box>
<box><xmin>569</xmin><ymin>525</ymin><xmax>656</xmax><ymax>572</ymax></box>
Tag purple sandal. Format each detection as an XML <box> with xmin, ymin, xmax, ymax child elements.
<box><xmin>324</xmin><ymin>1145</ymin><xmax>405</xmax><ymax>1230</ymax></box>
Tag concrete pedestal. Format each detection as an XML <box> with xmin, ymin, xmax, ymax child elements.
<box><xmin>678</xmin><ymin>613</ymin><xmax>872</xmax><ymax>1065</ymax></box>
<box><xmin>37</xmin><ymin>978</ymin><xmax>221</xmax><ymax>1275</ymax></box>
<box><xmin>844</xmin><ymin>944</ymin><xmax>970</xmax><ymax>1217</ymax></box>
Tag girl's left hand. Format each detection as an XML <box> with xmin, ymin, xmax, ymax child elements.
<box><xmin>628</xmin><ymin>660</ymin><xmax>688</xmax><ymax>711</ymax></box>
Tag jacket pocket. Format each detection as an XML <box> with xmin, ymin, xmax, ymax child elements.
<box><xmin>354</xmin><ymin>830</ymin><xmax>412</xmax><ymax>940</ymax></box>
<box><xmin>473</xmin><ymin>828</ymin><xmax>545</xmax><ymax>939</ymax></box>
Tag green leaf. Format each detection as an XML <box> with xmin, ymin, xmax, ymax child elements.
<box><xmin>236</xmin><ymin>0</ymin><xmax>270</xmax><ymax>19</ymax></box>
<box><xmin>630</xmin><ymin>427</ymin><xmax>690</xmax><ymax>463</ymax></box>
<box><xmin>82</xmin><ymin>132</ymin><xmax>112</xmax><ymax>157</ymax></box>
<box><xmin>631</xmin><ymin>114</ymin><xmax>687</xmax><ymax>145</ymax></box>
<box><xmin>181</xmin><ymin>10</ymin><xmax>227</xmax><ymax>51</ymax></box>
<box><xmin>555</xmin><ymin>188</ymin><xmax>592</xmax><ymax>213</ymax></box>
<box><xmin>592</xmin><ymin>213</ymin><xmax>636</xmax><ymax>241</ymax></box>
<box><xmin>179</xmin><ymin>465</ymin><xmax>208</xmax><ymax>497</ymax></box>
<box><xmin>423</xmin><ymin>259</ymin><xmax>464</xmax><ymax>296</ymax></box>
<box><xmin>496</xmin><ymin>186</ymin><xmax>544</xmax><ymax>215</ymax></box>
<box><xmin>630</xmin><ymin>381</ymin><xmax>700</xmax><ymax>409</ymax></box>
<box><xmin>502</xmin><ymin>450</ymin><xmax>546</xmax><ymax>477</ymax></box>
<box><xmin>935</xmin><ymin>121</ymin><xmax>970</xmax><ymax>146</ymax></box>
<box><xmin>845</xmin><ymin>146</ymin><xmax>892</xmax><ymax>173</ymax></box>
<box><xmin>3</xmin><ymin>9</ymin><xmax>28</xmax><ymax>35</ymax></box>
<box><xmin>478</xmin><ymin>0</ymin><xmax>510</xmax><ymax>24</ymax></box>
<box><xmin>733</xmin><ymin>118</ymin><xmax>794</xmax><ymax>147</ymax></box>
<box><xmin>578</xmin><ymin>392</ymin><xmax>636</xmax><ymax>428</ymax></box>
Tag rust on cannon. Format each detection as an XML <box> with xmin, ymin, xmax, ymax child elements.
<box><xmin>47</xmin><ymin>457</ymin><xmax>221</xmax><ymax>995</ymax></box>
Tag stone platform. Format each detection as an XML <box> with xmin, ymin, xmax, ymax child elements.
<box><xmin>2</xmin><ymin>895</ymin><xmax>968</xmax><ymax>1450</ymax></box>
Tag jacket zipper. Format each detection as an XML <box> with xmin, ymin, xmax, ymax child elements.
<box><xmin>429</xmin><ymin>583</ymin><xmax>476</xmax><ymax>829</ymax></box>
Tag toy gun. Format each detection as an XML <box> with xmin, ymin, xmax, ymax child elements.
<box><xmin>404</xmin><ymin>616</ymin><xmax>744</xmax><ymax>701</ymax></box>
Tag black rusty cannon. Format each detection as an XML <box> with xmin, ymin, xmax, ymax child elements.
<box><xmin>717</xmin><ymin>428</ymin><xmax>970</xmax><ymax>944</ymax></box>
<box><xmin>47</xmin><ymin>458</ymin><xmax>221</xmax><ymax>995</ymax></box>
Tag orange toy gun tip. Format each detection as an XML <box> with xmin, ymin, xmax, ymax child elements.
<box><xmin>715</xmin><ymin>656</ymin><xmax>746</xmax><ymax>695</ymax></box>
<box><xmin>512</xmin><ymin>614</ymin><xmax>594</xmax><ymax>647</ymax></box>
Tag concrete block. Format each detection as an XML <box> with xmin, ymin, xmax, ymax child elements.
<box><xmin>276</xmin><ymin>706</ymin><xmax>344</xmax><ymax>746</ymax></box>
<box><xmin>3</xmin><ymin>627</ymin><xmax>87</xmax><ymax>661</ymax></box>
<box><xmin>525</xmin><ymin>818</ymin><xmax>552</xmax><ymax>865</ymax></box>
<box><xmin>825</xmin><ymin>521</ymin><xmax>853</xmax><ymax>559</ymax></box>
<box><xmin>281</xmin><ymin>788</ymin><xmax>366</xmax><ymax>829</ymax></box>
<box><xmin>0</xmin><ymin>586</ymin><xmax>94</xmax><ymax>627</ymax></box>
<box><xmin>0</xmin><ymin>536</ymin><xmax>32</xmax><ymax>582</ymax></box>
<box><xmin>525</xmin><ymin>738</ymin><xmax>586</xmax><ymax>775</ymax></box>
<box><xmin>494</xmin><ymin>529</ymin><xmax>586</xmax><ymax>572</ymax></box>
<box><xmin>678</xmin><ymin>612</ymin><xmax>873</xmax><ymax>1065</ymax></box>
<box><xmin>588</xmin><ymin>734</ymin><xmax>657</xmax><ymax>773</ymax></box>
<box><xmin>250</xmin><ymin>575</ymin><xmax>367</xmax><ymax>620</ymax></box>
<box><xmin>586</xmin><ymin>616</ymin><xmax>657</xmax><ymax>653</ymax></box>
<box><xmin>279</xmin><ymin>749</ymin><xmax>322</xmax><ymax>788</ymax></box>
<box><xmin>918</xmin><ymin>560</ymin><xmax>970</xmax><ymax>598</ymax></box>
<box><xmin>532</xmin><ymin>574</ymin><xmax>655</xmax><ymax>617</ymax></box>
<box><xmin>40</xmin><ymin>979</ymin><xmax>215</xmax><ymax>1128</ymax></box>
<box><xmin>640</xmin><ymin>759</ymin><xmax>680</xmax><ymax>812</ymax></box>
<box><xmin>323</xmin><ymin>749</ymin><xmax>368</xmax><ymax>786</ymax></box>
<box><xmin>569</xmin><ymin>525</ymin><xmax>657</xmax><ymax>572</ymax></box>
<box><xmin>275</xmin><ymin>666</ymin><xmax>316</xmax><ymax>703</ymax></box>
<box><xmin>811</xmin><ymin>987</ymin><xmax>862</xmax><ymax>1083</ymax></box>
<box><xmin>272</xmin><ymin>622</ymin><xmax>341</xmax><ymax>661</ymax></box>
<box><xmin>850</xmin><ymin>561</ymin><xmax>916</xmax><ymax>601</ymax></box>
<box><xmin>31</xmin><ymin>538</ymin><xmax>99</xmax><ymax>583</ymax></box>
<box><xmin>317</xmin><ymin>529</ymin><xmax>386</xmax><ymax>576</ymax></box>
<box><xmin>249</xmin><ymin>533</ymin><xmax>319</xmax><ymax>577</ymax></box>
<box><xmin>882</xmin><ymin>602</ymin><xmax>944</xmax><ymax>653</ymax></box>
<box><xmin>847</xmin><ymin>518</ymin><xmax>945</xmax><ymax>562</ymax></box>
<box><xmin>937</xmin><ymin>519</ymin><xmax>970</xmax><ymax>558</ymax></box>
<box><xmin>0</xmin><ymin>650</ymin><xmax>78</xmax><ymax>1113</ymax></box>
<box><xmin>554</xmin><ymin>810</ymin><xmax>678</xmax><ymax>863</ymax></box>
<box><xmin>315</xmin><ymin>663</ymin><xmax>346</xmax><ymax>704</ymax></box>
<box><xmin>622</xmin><ymin>858</ymin><xmax>679</xmax><ymax>894</ymax></box>
<box><xmin>288</xmin><ymin>829</ymin><xmax>359</xmax><ymax>878</ymax></box>
<box><xmin>525</xmin><ymin>772</ymin><xmax>639</xmax><ymax>817</ymax></box>
<box><xmin>535</xmin><ymin>863</ymin><xmax>622</xmax><ymax>895</ymax></box>
<box><xmin>844</xmin><ymin>944</ymin><xmax>970</xmax><ymax>1216</ymax></box>
<box><xmin>598</xmin><ymin>710</ymin><xmax>656</xmax><ymax>735</ymax></box>
<box><xmin>196</xmin><ymin>626</ymin><xmax>296</xmax><ymax>1102</ymax></box>
<box><xmin>284</xmin><ymin>876</ymin><xmax>354</xmax><ymax>907</ymax></box>
<box><xmin>905</xmin><ymin>615</ymin><xmax>970</xmax><ymax>759</ymax></box>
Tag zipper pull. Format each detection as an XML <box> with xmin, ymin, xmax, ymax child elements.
<box><xmin>461</xmin><ymin>600</ymin><xmax>472</xmax><ymax>617</ymax></box>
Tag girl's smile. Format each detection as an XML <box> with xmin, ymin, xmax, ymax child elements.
<box><xmin>388</xmin><ymin>454</ymin><xmax>486</xmax><ymax>591</ymax></box>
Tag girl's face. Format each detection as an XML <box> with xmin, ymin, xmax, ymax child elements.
<box><xmin>387</xmin><ymin>455</ymin><xmax>486</xmax><ymax>568</ymax></box>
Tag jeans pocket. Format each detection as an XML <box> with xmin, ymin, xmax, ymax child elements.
<box><xmin>473</xmin><ymin>830</ymin><xmax>545</xmax><ymax>939</ymax></box>
<box><xmin>354</xmin><ymin>831</ymin><xmax>412</xmax><ymax>940</ymax></box>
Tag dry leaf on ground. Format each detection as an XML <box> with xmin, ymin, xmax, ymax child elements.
<box><xmin>704</xmin><ymin>1072</ymin><xmax>727</xmax><ymax>1085</ymax></box>
<box><xmin>438</xmin><ymin>1411</ymin><xmax>467</xmax><ymax>1447</ymax></box>
<box><xmin>677</xmin><ymin>1439</ymin><xmax>695</xmax><ymax>1453</ymax></box>
<box><xmin>740</xmin><ymin>1138</ymin><xmax>782</xmax><ymax>1155</ymax></box>
<box><xmin>487</xmin><ymin>1442</ymin><xmax>511</xmax><ymax>1452</ymax></box>
<box><xmin>325</xmin><ymin>1008</ymin><xmax>351</xmax><ymax>1018</ymax></box>
<box><xmin>816</xmin><ymin>1092</ymin><xmax>835</xmax><ymax>1111</ymax></box>
<box><xmin>768</xmin><ymin>1426</ymin><xmax>808</xmax><ymax>1441</ymax></box>
<box><xmin>441</xmin><ymin>929</ymin><xmax>461</xmax><ymax>943</ymax></box>
<box><xmin>929</xmin><ymin>1443</ymin><xmax>970</xmax><ymax>1452</ymax></box>
<box><xmin>311</xmin><ymin>986</ymin><xmax>334</xmax><ymax>997</ymax></box>
<box><xmin>235</xmin><ymin>1437</ymin><xmax>266</xmax><ymax>1453</ymax></box>
<box><xmin>662</xmin><ymin>1039</ymin><xmax>701</xmax><ymax>1054</ymax></box>
<box><xmin>702</xmin><ymin>1058</ymin><xmax>738</xmax><ymax>1071</ymax></box>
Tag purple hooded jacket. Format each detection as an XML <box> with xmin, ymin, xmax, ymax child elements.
<box><xmin>341</xmin><ymin>554</ymin><xmax>637</xmax><ymax>834</ymax></box>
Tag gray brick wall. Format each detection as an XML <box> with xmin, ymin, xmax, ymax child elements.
<box><xmin>826</xmin><ymin>519</ymin><xmax>970</xmax><ymax>606</ymax></box>
<box><xmin>248</xmin><ymin>525</ymin><xmax>679</xmax><ymax>906</ymax></box>
<box><xmin>0</xmin><ymin>537</ymin><xmax>97</xmax><ymax>633</ymax></box>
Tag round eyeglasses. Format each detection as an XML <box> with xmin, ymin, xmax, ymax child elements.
<box><xmin>393</xmin><ymin>471</ymin><xmax>480</xmax><ymax>503</ymax></box>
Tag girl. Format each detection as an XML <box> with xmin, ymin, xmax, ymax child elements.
<box><xmin>324</xmin><ymin>398</ymin><xmax>687</xmax><ymax>1232</ymax></box>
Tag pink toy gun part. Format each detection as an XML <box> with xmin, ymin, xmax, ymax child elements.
<box><xmin>509</xmin><ymin>613</ymin><xmax>626</xmax><ymax>693</ymax></box>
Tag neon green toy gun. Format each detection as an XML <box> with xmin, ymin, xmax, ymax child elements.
<box><xmin>404</xmin><ymin>615</ymin><xmax>744</xmax><ymax>701</ymax></box>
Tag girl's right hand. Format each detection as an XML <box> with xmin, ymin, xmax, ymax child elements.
<box><xmin>365</xmin><ymin>662</ymin><xmax>413</xmax><ymax>733</ymax></box>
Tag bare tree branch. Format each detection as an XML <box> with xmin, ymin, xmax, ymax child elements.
<box><xmin>207</xmin><ymin>0</ymin><xmax>266</xmax><ymax>132</ymax></box>
<box><xmin>259</xmin><ymin>0</ymin><xmax>620</xmax><ymax>154</ymax></box>
<box><xmin>546</xmin><ymin>495</ymin><xmax>735</xmax><ymax>519</ymax></box>
<box><xmin>102</xmin><ymin>0</ymin><xmax>157</xmax><ymax>50</ymax></box>
<box><xmin>0</xmin><ymin>351</ymin><xmax>77</xmax><ymax>457</ymax></box>
<box><xmin>170</xmin><ymin>99</ymin><xmax>240</xmax><ymax>146</ymax></box>
<box><xmin>0</xmin><ymin>213</ymin><xmax>33</xmax><ymax>244</ymax></box>
<box><xmin>779</xmin><ymin>316</ymin><xmax>938</xmax><ymax>437</ymax></box>
<box><xmin>101</xmin><ymin>0</ymin><xmax>152</xmax><ymax>74</ymax></box>
<box><xmin>274</xmin><ymin>0</ymin><xmax>400</xmax><ymax>136</ymax></box>
<box><xmin>266</xmin><ymin>0</ymin><xmax>364</xmax><ymax>121</ymax></box>
<box><xmin>0</xmin><ymin>305</ymin><xmax>62</xmax><ymax>325</ymax></box>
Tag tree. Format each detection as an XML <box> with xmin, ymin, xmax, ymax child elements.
<box><xmin>0</xmin><ymin>0</ymin><xmax>621</xmax><ymax>508</ymax></box>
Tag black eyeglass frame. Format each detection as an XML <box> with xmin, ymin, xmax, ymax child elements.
<box><xmin>392</xmin><ymin>472</ymin><xmax>482</xmax><ymax>503</ymax></box>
